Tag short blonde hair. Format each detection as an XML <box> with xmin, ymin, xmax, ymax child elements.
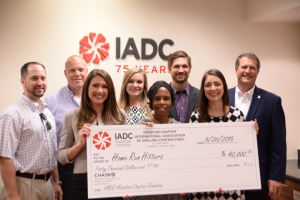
<box><xmin>118</xmin><ymin>68</ymin><xmax>150</xmax><ymax>114</ymax></box>
<box><xmin>65</xmin><ymin>55</ymin><xmax>86</xmax><ymax>69</ymax></box>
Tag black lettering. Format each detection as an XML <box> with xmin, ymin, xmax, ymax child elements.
<box><xmin>158</xmin><ymin>39</ymin><xmax>174</xmax><ymax>60</ymax></box>
<box><xmin>122</xmin><ymin>38</ymin><xmax>140</xmax><ymax>59</ymax></box>
<box><xmin>116</xmin><ymin>37</ymin><xmax>120</xmax><ymax>58</ymax></box>
<box><xmin>141</xmin><ymin>38</ymin><xmax>157</xmax><ymax>59</ymax></box>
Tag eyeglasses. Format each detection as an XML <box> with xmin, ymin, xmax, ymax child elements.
<box><xmin>39</xmin><ymin>113</ymin><xmax>52</xmax><ymax>130</ymax></box>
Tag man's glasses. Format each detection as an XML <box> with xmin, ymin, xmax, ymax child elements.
<box><xmin>39</xmin><ymin>113</ymin><xmax>52</xmax><ymax>130</ymax></box>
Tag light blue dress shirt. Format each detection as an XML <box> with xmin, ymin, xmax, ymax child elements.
<box><xmin>45</xmin><ymin>85</ymin><xmax>79</xmax><ymax>147</ymax></box>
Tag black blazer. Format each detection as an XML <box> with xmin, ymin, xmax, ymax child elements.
<box><xmin>229</xmin><ymin>86</ymin><xmax>286</xmax><ymax>192</ymax></box>
<box><xmin>168</xmin><ymin>84</ymin><xmax>199</xmax><ymax>123</ymax></box>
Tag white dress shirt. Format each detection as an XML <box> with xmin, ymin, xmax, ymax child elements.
<box><xmin>234</xmin><ymin>85</ymin><xmax>255</xmax><ymax>119</ymax></box>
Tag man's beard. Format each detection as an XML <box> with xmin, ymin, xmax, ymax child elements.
<box><xmin>25</xmin><ymin>86</ymin><xmax>45</xmax><ymax>98</ymax></box>
<box><xmin>173</xmin><ymin>73</ymin><xmax>188</xmax><ymax>84</ymax></box>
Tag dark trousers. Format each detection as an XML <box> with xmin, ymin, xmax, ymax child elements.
<box><xmin>245</xmin><ymin>191</ymin><xmax>271</xmax><ymax>200</ymax></box>
<box><xmin>58</xmin><ymin>162</ymin><xmax>74</xmax><ymax>200</ymax></box>
<box><xmin>71</xmin><ymin>173</ymin><xmax>123</xmax><ymax>200</ymax></box>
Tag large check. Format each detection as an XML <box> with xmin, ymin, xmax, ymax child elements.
<box><xmin>87</xmin><ymin>122</ymin><xmax>261</xmax><ymax>198</ymax></box>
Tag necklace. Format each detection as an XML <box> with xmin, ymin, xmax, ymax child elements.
<box><xmin>153</xmin><ymin>115</ymin><xmax>169</xmax><ymax>124</ymax></box>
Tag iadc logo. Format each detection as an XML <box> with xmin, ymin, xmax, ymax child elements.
<box><xmin>79</xmin><ymin>33</ymin><xmax>110</xmax><ymax>64</ymax></box>
<box><xmin>93</xmin><ymin>131</ymin><xmax>111</xmax><ymax>150</ymax></box>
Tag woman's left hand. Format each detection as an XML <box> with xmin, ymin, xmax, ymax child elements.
<box><xmin>142</xmin><ymin>122</ymin><xmax>155</xmax><ymax>127</ymax></box>
<box><xmin>252</xmin><ymin>119</ymin><xmax>259</xmax><ymax>135</ymax></box>
<box><xmin>123</xmin><ymin>195</ymin><xmax>132</xmax><ymax>199</ymax></box>
<box><xmin>214</xmin><ymin>187</ymin><xmax>227</xmax><ymax>194</ymax></box>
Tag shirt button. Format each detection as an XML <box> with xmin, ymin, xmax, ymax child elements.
<box><xmin>181</xmin><ymin>118</ymin><xmax>183</xmax><ymax>119</ymax></box>
<box><xmin>181</xmin><ymin>96</ymin><xmax>183</xmax><ymax>98</ymax></box>
<box><xmin>181</xmin><ymin>107</ymin><xmax>183</xmax><ymax>109</ymax></box>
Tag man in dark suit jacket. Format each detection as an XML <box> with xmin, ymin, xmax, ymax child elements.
<box><xmin>229</xmin><ymin>52</ymin><xmax>286</xmax><ymax>200</ymax></box>
<box><xmin>167</xmin><ymin>50</ymin><xmax>199</xmax><ymax>123</ymax></box>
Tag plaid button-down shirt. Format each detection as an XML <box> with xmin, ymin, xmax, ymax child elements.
<box><xmin>0</xmin><ymin>94</ymin><xmax>57</xmax><ymax>174</ymax></box>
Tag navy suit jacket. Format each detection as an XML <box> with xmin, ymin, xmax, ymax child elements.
<box><xmin>168</xmin><ymin>84</ymin><xmax>199</xmax><ymax>123</ymax></box>
<box><xmin>229</xmin><ymin>86</ymin><xmax>286</xmax><ymax>192</ymax></box>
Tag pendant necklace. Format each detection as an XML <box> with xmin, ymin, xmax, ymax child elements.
<box><xmin>153</xmin><ymin>115</ymin><xmax>169</xmax><ymax>124</ymax></box>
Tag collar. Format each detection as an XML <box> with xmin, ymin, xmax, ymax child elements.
<box><xmin>171</xmin><ymin>83</ymin><xmax>190</xmax><ymax>96</ymax></box>
<box><xmin>21</xmin><ymin>94</ymin><xmax>47</xmax><ymax>112</ymax></box>
<box><xmin>67</xmin><ymin>84</ymin><xmax>74</xmax><ymax>98</ymax></box>
<box><xmin>235</xmin><ymin>85</ymin><xmax>255</xmax><ymax>101</ymax></box>
<box><xmin>67</xmin><ymin>84</ymin><xmax>80</xmax><ymax>107</ymax></box>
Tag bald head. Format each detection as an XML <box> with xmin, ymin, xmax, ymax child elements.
<box><xmin>65</xmin><ymin>55</ymin><xmax>86</xmax><ymax>70</ymax></box>
<box><xmin>64</xmin><ymin>55</ymin><xmax>88</xmax><ymax>96</ymax></box>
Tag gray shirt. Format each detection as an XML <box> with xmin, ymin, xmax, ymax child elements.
<box><xmin>57</xmin><ymin>107</ymin><xmax>126</xmax><ymax>173</ymax></box>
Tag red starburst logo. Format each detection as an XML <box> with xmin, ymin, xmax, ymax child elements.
<box><xmin>93</xmin><ymin>131</ymin><xmax>111</xmax><ymax>150</ymax></box>
<box><xmin>79</xmin><ymin>33</ymin><xmax>109</xmax><ymax>64</ymax></box>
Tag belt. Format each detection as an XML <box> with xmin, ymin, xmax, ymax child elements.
<box><xmin>16</xmin><ymin>171</ymin><xmax>51</xmax><ymax>180</ymax></box>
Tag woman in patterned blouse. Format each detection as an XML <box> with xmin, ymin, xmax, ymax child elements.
<box><xmin>118</xmin><ymin>68</ymin><xmax>150</xmax><ymax>125</ymax></box>
<box><xmin>187</xmin><ymin>69</ymin><xmax>258</xmax><ymax>200</ymax></box>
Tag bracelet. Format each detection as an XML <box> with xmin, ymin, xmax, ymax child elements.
<box><xmin>54</xmin><ymin>181</ymin><xmax>62</xmax><ymax>185</ymax></box>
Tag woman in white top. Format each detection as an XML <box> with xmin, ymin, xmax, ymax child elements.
<box><xmin>118</xmin><ymin>68</ymin><xmax>150</xmax><ymax>125</ymax></box>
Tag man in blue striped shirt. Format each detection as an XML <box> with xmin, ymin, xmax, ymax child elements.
<box><xmin>45</xmin><ymin>55</ymin><xmax>88</xmax><ymax>200</ymax></box>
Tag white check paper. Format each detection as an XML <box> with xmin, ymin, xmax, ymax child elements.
<box><xmin>87</xmin><ymin>122</ymin><xmax>261</xmax><ymax>198</ymax></box>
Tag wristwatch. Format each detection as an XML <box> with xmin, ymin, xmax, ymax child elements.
<box><xmin>54</xmin><ymin>181</ymin><xmax>62</xmax><ymax>185</ymax></box>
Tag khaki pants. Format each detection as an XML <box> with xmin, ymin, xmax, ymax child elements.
<box><xmin>0</xmin><ymin>173</ymin><xmax>55</xmax><ymax>200</ymax></box>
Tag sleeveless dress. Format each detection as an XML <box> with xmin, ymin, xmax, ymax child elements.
<box><xmin>188</xmin><ymin>106</ymin><xmax>245</xmax><ymax>200</ymax></box>
<box><xmin>126</xmin><ymin>106</ymin><xmax>148</xmax><ymax>125</ymax></box>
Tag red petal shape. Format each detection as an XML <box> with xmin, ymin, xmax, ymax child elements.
<box><xmin>95</xmin><ymin>33</ymin><xmax>106</xmax><ymax>45</ymax></box>
<box><xmin>105</xmin><ymin>141</ymin><xmax>111</xmax><ymax>148</ymax></box>
<box><xmin>101</xmin><ymin>43</ymin><xmax>109</xmax><ymax>50</ymax></box>
<box><xmin>107</xmin><ymin>137</ymin><xmax>111</xmax><ymax>141</ymax></box>
<box><xmin>93</xmin><ymin>134</ymin><xmax>100</xmax><ymax>140</ymax></box>
<box><xmin>79</xmin><ymin>46</ymin><xmax>89</xmax><ymax>53</ymax></box>
<box><xmin>101</xmin><ymin>145</ymin><xmax>105</xmax><ymax>150</ymax></box>
<box><xmin>83</xmin><ymin>51</ymin><xmax>94</xmax><ymax>63</ymax></box>
<box><xmin>95</xmin><ymin>144</ymin><xmax>101</xmax><ymax>150</ymax></box>
<box><xmin>93</xmin><ymin>140</ymin><xmax>98</xmax><ymax>144</ymax></box>
<box><xmin>93</xmin><ymin>54</ymin><xmax>100</xmax><ymax>64</ymax></box>
<box><xmin>89</xmin><ymin>33</ymin><xmax>96</xmax><ymax>42</ymax></box>
<box><xmin>103</xmin><ymin>132</ymin><xmax>109</xmax><ymax>138</ymax></box>
<box><xmin>80</xmin><ymin>36</ymin><xmax>92</xmax><ymax>48</ymax></box>
<box><xmin>97</xmin><ymin>49</ymin><xmax>109</xmax><ymax>60</ymax></box>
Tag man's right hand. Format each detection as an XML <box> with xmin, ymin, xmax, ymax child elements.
<box><xmin>0</xmin><ymin>157</ymin><xmax>21</xmax><ymax>200</ymax></box>
<box><xmin>8</xmin><ymin>194</ymin><xmax>22</xmax><ymax>200</ymax></box>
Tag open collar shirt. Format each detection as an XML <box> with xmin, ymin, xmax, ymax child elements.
<box><xmin>45</xmin><ymin>85</ymin><xmax>80</xmax><ymax>147</ymax></box>
<box><xmin>171</xmin><ymin>83</ymin><xmax>190</xmax><ymax>123</ymax></box>
<box><xmin>234</xmin><ymin>85</ymin><xmax>255</xmax><ymax>119</ymax></box>
<box><xmin>0</xmin><ymin>94</ymin><xmax>57</xmax><ymax>174</ymax></box>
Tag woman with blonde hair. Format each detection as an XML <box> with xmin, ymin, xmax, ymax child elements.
<box><xmin>58</xmin><ymin>69</ymin><xmax>126</xmax><ymax>200</ymax></box>
<box><xmin>119</xmin><ymin>68</ymin><xmax>150</xmax><ymax>125</ymax></box>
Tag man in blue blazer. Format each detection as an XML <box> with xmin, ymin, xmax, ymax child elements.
<box><xmin>167</xmin><ymin>50</ymin><xmax>199</xmax><ymax>123</ymax></box>
<box><xmin>229</xmin><ymin>53</ymin><xmax>286</xmax><ymax>200</ymax></box>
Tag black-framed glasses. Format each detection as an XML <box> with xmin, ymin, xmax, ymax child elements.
<box><xmin>39</xmin><ymin>113</ymin><xmax>52</xmax><ymax>130</ymax></box>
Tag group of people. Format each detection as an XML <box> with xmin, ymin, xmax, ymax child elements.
<box><xmin>0</xmin><ymin>51</ymin><xmax>286</xmax><ymax>200</ymax></box>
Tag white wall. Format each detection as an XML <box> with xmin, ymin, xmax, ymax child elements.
<box><xmin>246</xmin><ymin>0</ymin><xmax>300</xmax><ymax>21</ymax></box>
<box><xmin>0</xmin><ymin>0</ymin><xmax>299</xmax><ymax>159</ymax></box>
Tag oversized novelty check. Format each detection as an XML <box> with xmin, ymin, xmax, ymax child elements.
<box><xmin>87</xmin><ymin>122</ymin><xmax>261</xmax><ymax>198</ymax></box>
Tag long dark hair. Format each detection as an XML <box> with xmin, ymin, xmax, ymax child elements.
<box><xmin>196</xmin><ymin>69</ymin><xmax>229</xmax><ymax>122</ymax></box>
<box><xmin>76</xmin><ymin>69</ymin><xmax>125</xmax><ymax>130</ymax></box>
